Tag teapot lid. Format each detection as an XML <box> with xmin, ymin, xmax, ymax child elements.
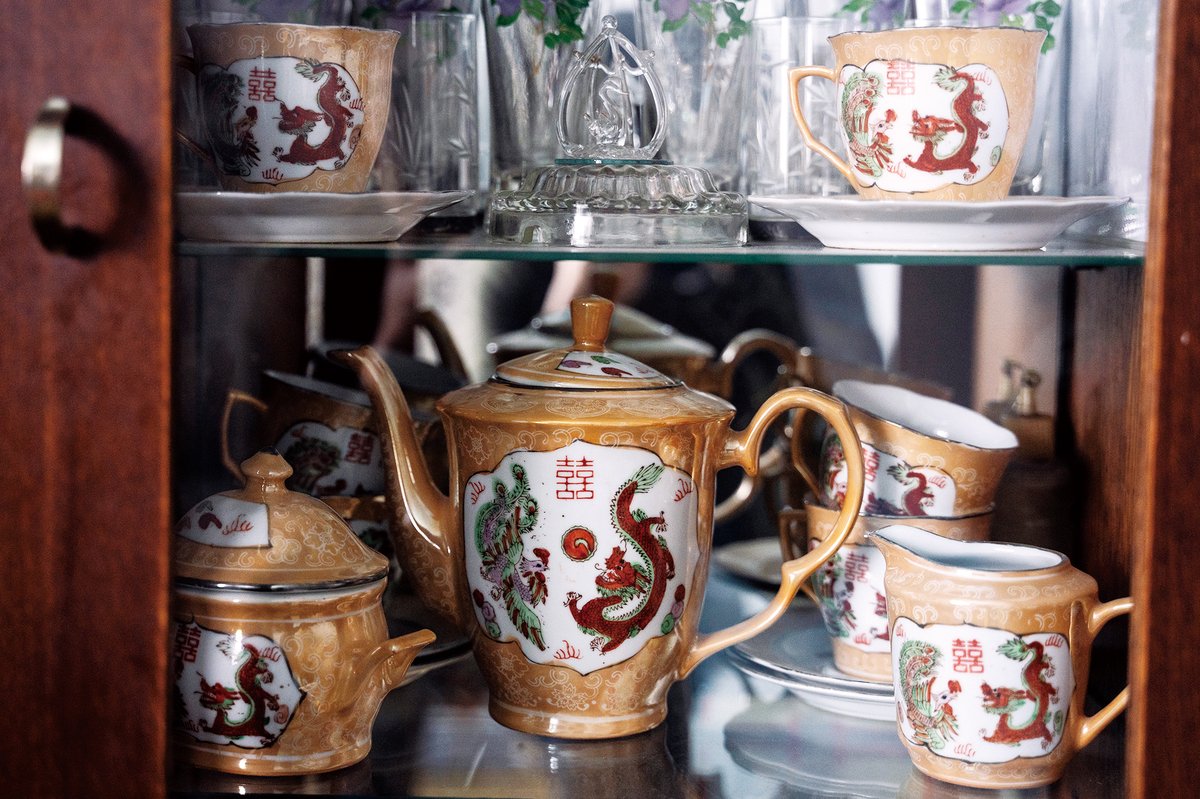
<box><xmin>492</xmin><ymin>296</ymin><xmax>681</xmax><ymax>389</ymax></box>
<box><xmin>173</xmin><ymin>450</ymin><xmax>389</xmax><ymax>590</ymax></box>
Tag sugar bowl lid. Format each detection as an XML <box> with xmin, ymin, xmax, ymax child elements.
<box><xmin>492</xmin><ymin>296</ymin><xmax>680</xmax><ymax>390</ymax></box>
<box><xmin>173</xmin><ymin>450</ymin><xmax>389</xmax><ymax>590</ymax></box>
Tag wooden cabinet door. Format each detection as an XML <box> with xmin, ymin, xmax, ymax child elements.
<box><xmin>1127</xmin><ymin>1</ymin><xmax>1200</xmax><ymax>795</ymax></box>
<box><xmin>0</xmin><ymin>2</ymin><xmax>172</xmax><ymax>797</ymax></box>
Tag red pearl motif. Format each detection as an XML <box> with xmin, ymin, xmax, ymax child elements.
<box><xmin>562</xmin><ymin>527</ymin><xmax>597</xmax><ymax>561</ymax></box>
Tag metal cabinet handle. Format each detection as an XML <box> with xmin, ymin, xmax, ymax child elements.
<box><xmin>21</xmin><ymin>97</ymin><xmax>72</xmax><ymax>253</ymax></box>
<box><xmin>19</xmin><ymin>97</ymin><xmax>142</xmax><ymax>257</ymax></box>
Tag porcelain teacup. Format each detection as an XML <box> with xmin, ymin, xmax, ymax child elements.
<box><xmin>185</xmin><ymin>23</ymin><xmax>399</xmax><ymax>193</ymax></box>
<box><xmin>789</xmin><ymin>26</ymin><xmax>1045</xmax><ymax>200</ymax></box>
<box><xmin>797</xmin><ymin>380</ymin><xmax>1018</xmax><ymax>518</ymax></box>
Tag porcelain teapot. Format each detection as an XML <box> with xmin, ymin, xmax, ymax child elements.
<box><xmin>337</xmin><ymin>296</ymin><xmax>864</xmax><ymax>739</ymax></box>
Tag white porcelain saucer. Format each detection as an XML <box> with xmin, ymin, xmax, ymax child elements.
<box><xmin>176</xmin><ymin>189</ymin><xmax>473</xmax><ymax>243</ymax></box>
<box><xmin>724</xmin><ymin>696</ymin><xmax>908</xmax><ymax>798</ymax></box>
<box><xmin>712</xmin><ymin>537</ymin><xmax>784</xmax><ymax>586</ymax></box>
<box><xmin>748</xmin><ymin>195</ymin><xmax>1129</xmax><ymax>251</ymax></box>
<box><xmin>728</xmin><ymin>604</ymin><xmax>895</xmax><ymax>720</ymax></box>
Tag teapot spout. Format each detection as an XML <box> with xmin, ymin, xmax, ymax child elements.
<box><xmin>349</xmin><ymin>629</ymin><xmax>436</xmax><ymax>724</ymax></box>
<box><xmin>334</xmin><ymin>346</ymin><xmax>466</xmax><ymax>628</ymax></box>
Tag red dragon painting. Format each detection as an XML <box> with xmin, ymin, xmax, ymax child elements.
<box><xmin>565</xmin><ymin>464</ymin><xmax>678</xmax><ymax>654</ymax></box>
<box><xmin>272</xmin><ymin>59</ymin><xmax>359</xmax><ymax>167</ymax></box>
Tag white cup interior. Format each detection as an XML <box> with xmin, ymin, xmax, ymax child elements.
<box><xmin>871</xmin><ymin>524</ymin><xmax>1063</xmax><ymax>572</ymax></box>
<box><xmin>834</xmin><ymin>379</ymin><xmax>1018</xmax><ymax>450</ymax></box>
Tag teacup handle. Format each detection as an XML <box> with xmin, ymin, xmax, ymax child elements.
<box><xmin>1076</xmin><ymin>596</ymin><xmax>1135</xmax><ymax>749</ymax></box>
<box><xmin>788</xmin><ymin>405</ymin><xmax>825</xmax><ymax>500</ymax></box>
<box><xmin>220</xmin><ymin>389</ymin><xmax>268</xmax><ymax>484</ymax></box>
<box><xmin>776</xmin><ymin>506</ymin><xmax>821</xmax><ymax>604</ymax></box>
<box><xmin>789</xmin><ymin>67</ymin><xmax>858</xmax><ymax>186</ymax></box>
<box><xmin>711</xmin><ymin>329</ymin><xmax>799</xmax><ymax>524</ymax></box>
<box><xmin>680</xmin><ymin>387</ymin><xmax>864</xmax><ymax>677</ymax></box>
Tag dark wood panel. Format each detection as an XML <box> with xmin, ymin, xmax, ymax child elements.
<box><xmin>1126</xmin><ymin>0</ymin><xmax>1200</xmax><ymax>795</ymax></box>
<box><xmin>0</xmin><ymin>2</ymin><xmax>172</xmax><ymax>797</ymax></box>
<box><xmin>1065</xmin><ymin>265</ymin><xmax>1141</xmax><ymax>600</ymax></box>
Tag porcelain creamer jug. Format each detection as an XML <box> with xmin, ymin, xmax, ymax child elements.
<box><xmin>338</xmin><ymin>296</ymin><xmax>865</xmax><ymax>738</ymax></box>
<box><xmin>871</xmin><ymin>524</ymin><xmax>1133</xmax><ymax>789</ymax></box>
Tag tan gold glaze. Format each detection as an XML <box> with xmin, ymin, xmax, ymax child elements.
<box><xmin>789</xmin><ymin>26</ymin><xmax>1044</xmax><ymax>201</ymax></box>
<box><xmin>872</xmin><ymin>526</ymin><xmax>1132</xmax><ymax>789</ymax></box>
<box><xmin>171</xmin><ymin>452</ymin><xmax>434</xmax><ymax>774</ymax></box>
<box><xmin>174</xmin><ymin>586</ymin><xmax>434</xmax><ymax>775</ymax></box>
<box><xmin>337</xmin><ymin>296</ymin><xmax>866</xmax><ymax>738</ymax></box>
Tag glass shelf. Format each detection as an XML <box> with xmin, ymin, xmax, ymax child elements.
<box><xmin>168</xmin><ymin>567</ymin><xmax>1126</xmax><ymax>798</ymax></box>
<box><xmin>176</xmin><ymin>230</ymin><xmax>1144</xmax><ymax>268</ymax></box>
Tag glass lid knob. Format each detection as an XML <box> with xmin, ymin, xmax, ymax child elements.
<box><xmin>557</xmin><ymin>15</ymin><xmax>667</xmax><ymax>161</ymax></box>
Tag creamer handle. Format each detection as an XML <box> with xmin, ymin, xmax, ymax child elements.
<box><xmin>1077</xmin><ymin>597</ymin><xmax>1135</xmax><ymax>748</ymax></box>
<box><xmin>681</xmin><ymin>388</ymin><xmax>863</xmax><ymax>676</ymax></box>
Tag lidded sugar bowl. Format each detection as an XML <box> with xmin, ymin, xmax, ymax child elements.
<box><xmin>170</xmin><ymin>450</ymin><xmax>434</xmax><ymax>775</ymax></box>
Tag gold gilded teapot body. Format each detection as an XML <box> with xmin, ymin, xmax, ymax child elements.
<box><xmin>339</xmin><ymin>296</ymin><xmax>865</xmax><ymax>738</ymax></box>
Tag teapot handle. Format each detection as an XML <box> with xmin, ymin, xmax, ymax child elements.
<box><xmin>219</xmin><ymin>389</ymin><xmax>268</xmax><ymax>483</ymax></box>
<box><xmin>680</xmin><ymin>387</ymin><xmax>864</xmax><ymax>676</ymax></box>
<box><xmin>1077</xmin><ymin>596</ymin><xmax>1135</xmax><ymax>749</ymax></box>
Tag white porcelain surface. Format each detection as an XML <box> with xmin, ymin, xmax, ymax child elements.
<box><xmin>835</xmin><ymin>379</ymin><xmax>1018</xmax><ymax>450</ymax></box>
<box><xmin>727</xmin><ymin>604</ymin><xmax>894</xmax><ymax>720</ymax></box>
<box><xmin>463</xmin><ymin>440</ymin><xmax>697</xmax><ymax>675</ymax></box>
<box><xmin>176</xmin><ymin>190</ymin><xmax>472</xmax><ymax>243</ymax></box>
<box><xmin>748</xmin><ymin>195</ymin><xmax>1129</xmax><ymax>251</ymax></box>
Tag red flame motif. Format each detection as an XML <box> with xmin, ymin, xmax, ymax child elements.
<box><xmin>223</xmin><ymin>514</ymin><xmax>254</xmax><ymax>535</ymax></box>
<box><xmin>554</xmin><ymin>640</ymin><xmax>581</xmax><ymax>660</ymax></box>
<box><xmin>674</xmin><ymin>479</ymin><xmax>693</xmax><ymax>502</ymax></box>
<box><xmin>262</xmin><ymin>167</ymin><xmax>284</xmax><ymax>181</ymax></box>
<box><xmin>468</xmin><ymin>480</ymin><xmax>485</xmax><ymax>505</ymax></box>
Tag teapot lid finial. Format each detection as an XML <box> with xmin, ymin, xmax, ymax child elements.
<box><xmin>240</xmin><ymin>449</ymin><xmax>293</xmax><ymax>493</ymax></box>
<box><xmin>571</xmin><ymin>295</ymin><xmax>613</xmax><ymax>352</ymax></box>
